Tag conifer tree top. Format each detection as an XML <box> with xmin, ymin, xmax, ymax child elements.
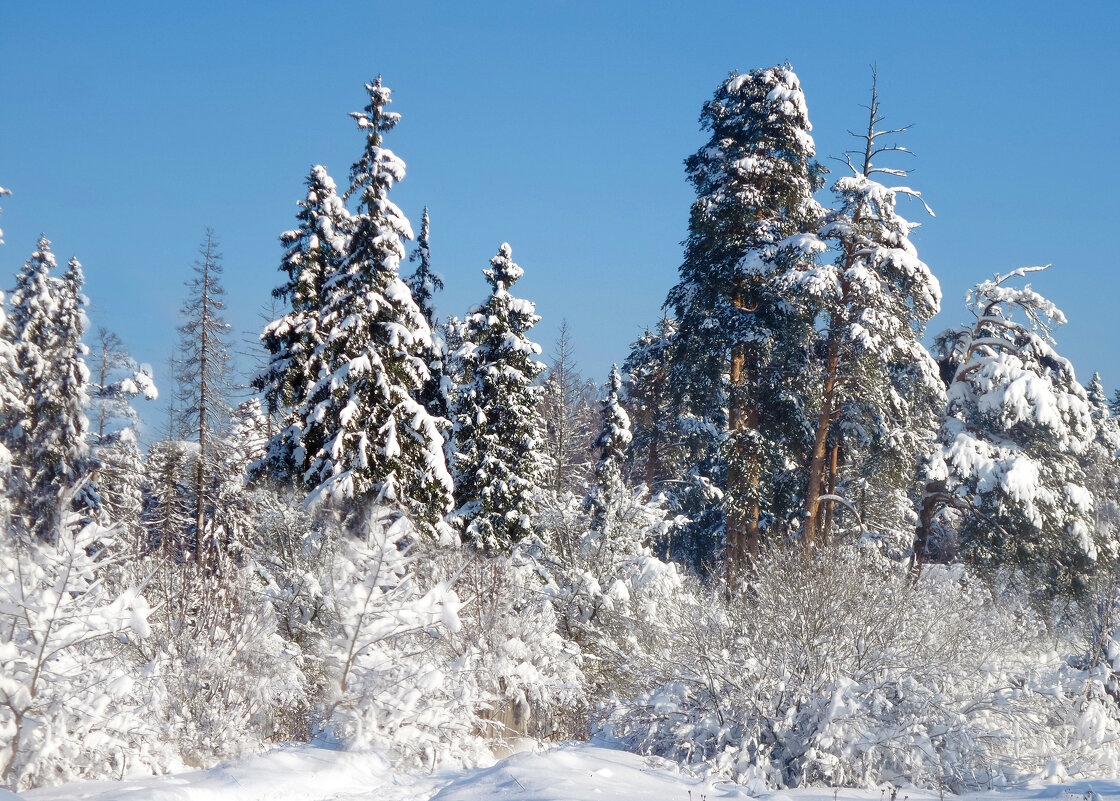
<box><xmin>485</xmin><ymin>242</ymin><xmax>523</xmax><ymax>292</ymax></box>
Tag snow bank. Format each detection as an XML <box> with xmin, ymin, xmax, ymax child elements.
<box><xmin>20</xmin><ymin>744</ymin><xmax>423</xmax><ymax>801</ymax></box>
<box><xmin>20</xmin><ymin>739</ymin><xmax>1120</xmax><ymax>801</ymax></box>
<box><xmin>430</xmin><ymin>743</ymin><xmax>751</xmax><ymax>801</ymax></box>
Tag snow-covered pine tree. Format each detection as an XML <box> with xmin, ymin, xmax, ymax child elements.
<box><xmin>3</xmin><ymin>236</ymin><xmax>57</xmax><ymax>537</ymax></box>
<box><xmin>256</xmin><ymin>165</ymin><xmax>350</xmax><ymax>485</ymax></box>
<box><xmin>792</xmin><ymin>77</ymin><xmax>943</xmax><ymax>546</ymax></box>
<box><xmin>621</xmin><ymin>316</ymin><xmax>723</xmax><ymax>563</ymax></box>
<box><xmin>405</xmin><ymin>207</ymin><xmax>452</xmax><ymax>421</ymax></box>
<box><xmin>917</xmin><ymin>267</ymin><xmax>1100</xmax><ymax>591</ymax></box>
<box><xmin>451</xmin><ymin>243</ymin><xmax>548</xmax><ymax>551</ymax></box>
<box><xmin>622</xmin><ymin>317</ymin><xmax>676</xmax><ymax>490</ymax></box>
<box><xmin>586</xmin><ymin>364</ymin><xmax>631</xmax><ymax>535</ymax></box>
<box><xmin>664</xmin><ymin>64</ymin><xmax>825</xmax><ymax>568</ymax></box>
<box><xmin>54</xmin><ymin>257</ymin><xmax>94</xmax><ymax>510</ymax></box>
<box><xmin>87</xmin><ymin>327</ymin><xmax>156</xmax><ymax>540</ymax></box>
<box><xmin>141</xmin><ymin>439</ymin><xmax>194</xmax><ymax>554</ymax></box>
<box><xmin>4</xmin><ymin>243</ymin><xmax>94</xmax><ymax>540</ymax></box>
<box><xmin>0</xmin><ymin>189</ymin><xmax>20</xmax><ymax>519</ymax></box>
<box><xmin>300</xmin><ymin>79</ymin><xmax>453</xmax><ymax>532</ymax></box>
<box><xmin>177</xmin><ymin>229</ymin><xmax>234</xmax><ymax>556</ymax></box>
<box><xmin>539</xmin><ymin>322</ymin><xmax>599</xmax><ymax>496</ymax></box>
<box><xmin>88</xmin><ymin>327</ymin><xmax>157</xmax><ymax>444</ymax></box>
<box><xmin>1083</xmin><ymin>373</ymin><xmax>1120</xmax><ymax>558</ymax></box>
<box><xmin>96</xmin><ymin>427</ymin><xmax>145</xmax><ymax>548</ymax></box>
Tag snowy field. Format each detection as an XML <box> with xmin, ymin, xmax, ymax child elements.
<box><xmin>15</xmin><ymin>742</ymin><xmax>1120</xmax><ymax>801</ymax></box>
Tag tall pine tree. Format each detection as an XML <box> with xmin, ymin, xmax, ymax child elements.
<box><xmin>257</xmin><ymin>165</ymin><xmax>350</xmax><ymax>484</ymax></box>
<box><xmin>450</xmin><ymin>243</ymin><xmax>548</xmax><ymax>551</ymax></box>
<box><xmin>177</xmin><ymin>229</ymin><xmax>233</xmax><ymax>553</ymax></box>
<box><xmin>664</xmin><ymin>65</ymin><xmax>825</xmax><ymax>568</ymax></box>
<box><xmin>300</xmin><ymin>78</ymin><xmax>452</xmax><ymax>530</ymax></box>
<box><xmin>406</xmin><ymin>206</ymin><xmax>451</xmax><ymax>422</ymax></box>
<box><xmin>793</xmin><ymin>77</ymin><xmax>943</xmax><ymax>546</ymax></box>
<box><xmin>4</xmin><ymin>243</ymin><xmax>93</xmax><ymax>540</ymax></box>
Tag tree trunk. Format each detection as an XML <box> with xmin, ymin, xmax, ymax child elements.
<box><xmin>910</xmin><ymin>481</ymin><xmax>942</xmax><ymax>578</ymax></box>
<box><xmin>821</xmin><ymin>442</ymin><xmax>840</xmax><ymax>544</ymax></box>
<box><xmin>725</xmin><ymin>342</ymin><xmax>748</xmax><ymax>575</ymax></box>
<box><xmin>803</xmin><ymin>332</ymin><xmax>840</xmax><ymax>544</ymax></box>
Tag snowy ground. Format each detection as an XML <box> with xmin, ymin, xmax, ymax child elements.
<box><xmin>16</xmin><ymin>742</ymin><xmax>1120</xmax><ymax>801</ymax></box>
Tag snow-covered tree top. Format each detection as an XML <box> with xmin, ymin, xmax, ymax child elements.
<box><xmin>484</xmin><ymin>242</ymin><xmax>524</xmax><ymax>292</ymax></box>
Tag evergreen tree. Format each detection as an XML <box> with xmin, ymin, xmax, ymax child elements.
<box><xmin>141</xmin><ymin>439</ymin><xmax>194</xmax><ymax>554</ymax></box>
<box><xmin>622</xmin><ymin>317</ymin><xmax>676</xmax><ymax>490</ymax></box>
<box><xmin>256</xmin><ymin>165</ymin><xmax>350</xmax><ymax>485</ymax></box>
<box><xmin>586</xmin><ymin>364</ymin><xmax>631</xmax><ymax>534</ymax></box>
<box><xmin>96</xmin><ymin>427</ymin><xmax>145</xmax><ymax>547</ymax></box>
<box><xmin>300</xmin><ymin>78</ymin><xmax>452</xmax><ymax>530</ymax></box>
<box><xmin>916</xmin><ymin>267</ymin><xmax>1100</xmax><ymax>592</ymax></box>
<box><xmin>622</xmin><ymin>316</ymin><xmax>723</xmax><ymax>565</ymax></box>
<box><xmin>451</xmin><ymin>243</ymin><xmax>548</xmax><ymax>551</ymax></box>
<box><xmin>88</xmin><ymin>327</ymin><xmax>157</xmax><ymax>445</ymax></box>
<box><xmin>664</xmin><ymin>64</ymin><xmax>825</xmax><ymax>568</ymax></box>
<box><xmin>794</xmin><ymin>78</ymin><xmax>943</xmax><ymax>546</ymax></box>
<box><xmin>177</xmin><ymin>229</ymin><xmax>233</xmax><ymax>553</ymax></box>
<box><xmin>406</xmin><ymin>206</ymin><xmax>452</xmax><ymax>422</ymax></box>
<box><xmin>0</xmin><ymin>189</ymin><xmax>20</xmax><ymax>517</ymax></box>
<box><xmin>1084</xmin><ymin>372</ymin><xmax>1120</xmax><ymax>559</ymax></box>
<box><xmin>4</xmin><ymin>242</ymin><xmax>93</xmax><ymax>539</ymax></box>
<box><xmin>53</xmin><ymin>257</ymin><xmax>95</xmax><ymax>511</ymax></box>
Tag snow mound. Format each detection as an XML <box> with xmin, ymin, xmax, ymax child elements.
<box><xmin>430</xmin><ymin>743</ymin><xmax>752</xmax><ymax>801</ymax></box>
<box><xmin>20</xmin><ymin>743</ymin><xmax>426</xmax><ymax>801</ymax></box>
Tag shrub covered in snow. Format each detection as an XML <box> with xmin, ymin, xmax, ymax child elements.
<box><xmin>0</xmin><ymin>517</ymin><xmax>154</xmax><ymax>790</ymax></box>
<box><xmin>605</xmin><ymin>544</ymin><xmax>1120</xmax><ymax>790</ymax></box>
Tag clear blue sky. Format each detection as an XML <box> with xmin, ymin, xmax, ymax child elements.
<box><xmin>1</xmin><ymin>2</ymin><xmax>1118</xmax><ymax>440</ymax></box>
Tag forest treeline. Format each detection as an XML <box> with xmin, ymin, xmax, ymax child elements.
<box><xmin>3</xmin><ymin>66</ymin><xmax>1120</xmax><ymax>792</ymax></box>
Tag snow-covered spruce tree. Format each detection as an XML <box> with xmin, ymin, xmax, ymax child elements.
<box><xmin>87</xmin><ymin>327</ymin><xmax>156</xmax><ymax>543</ymax></box>
<box><xmin>917</xmin><ymin>267</ymin><xmax>1102</xmax><ymax>592</ymax></box>
<box><xmin>539</xmin><ymin>321</ymin><xmax>599</xmax><ymax>496</ymax></box>
<box><xmin>406</xmin><ymin>206</ymin><xmax>452</xmax><ymax>422</ymax></box>
<box><xmin>96</xmin><ymin>428</ymin><xmax>146</xmax><ymax>548</ymax></box>
<box><xmin>177</xmin><ymin>228</ymin><xmax>234</xmax><ymax>557</ymax></box>
<box><xmin>664</xmin><ymin>65</ymin><xmax>825</xmax><ymax>568</ymax></box>
<box><xmin>586</xmin><ymin>364</ymin><xmax>631</xmax><ymax>534</ymax></box>
<box><xmin>1083</xmin><ymin>372</ymin><xmax>1120</xmax><ymax>556</ymax></box>
<box><xmin>298</xmin><ymin>79</ymin><xmax>452</xmax><ymax>530</ymax></box>
<box><xmin>792</xmin><ymin>78</ymin><xmax>944</xmax><ymax>547</ymax></box>
<box><xmin>4</xmin><ymin>244</ymin><xmax>95</xmax><ymax>540</ymax></box>
<box><xmin>256</xmin><ymin>165</ymin><xmax>350</xmax><ymax>485</ymax></box>
<box><xmin>622</xmin><ymin>317</ymin><xmax>676</xmax><ymax>490</ymax></box>
<box><xmin>450</xmin><ymin>243</ymin><xmax>548</xmax><ymax>551</ymax></box>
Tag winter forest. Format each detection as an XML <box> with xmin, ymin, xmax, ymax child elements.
<box><xmin>6</xmin><ymin>59</ymin><xmax>1120</xmax><ymax>797</ymax></box>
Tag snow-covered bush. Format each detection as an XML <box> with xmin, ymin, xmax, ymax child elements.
<box><xmin>534</xmin><ymin>487</ymin><xmax>683</xmax><ymax>705</ymax></box>
<box><xmin>606</xmin><ymin>544</ymin><xmax>1120</xmax><ymax>790</ymax></box>
<box><xmin>319</xmin><ymin>506</ymin><xmax>468</xmax><ymax>765</ymax></box>
<box><xmin>431</xmin><ymin>545</ymin><xmax>587</xmax><ymax>748</ymax></box>
<box><xmin>0</xmin><ymin>515</ymin><xmax>153</xmax><ymax>790</ymax></box>
<box><xmin>133</xmin><ymin>549</ymin><xmax>306</xmax><ymax>767</ymax></box>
